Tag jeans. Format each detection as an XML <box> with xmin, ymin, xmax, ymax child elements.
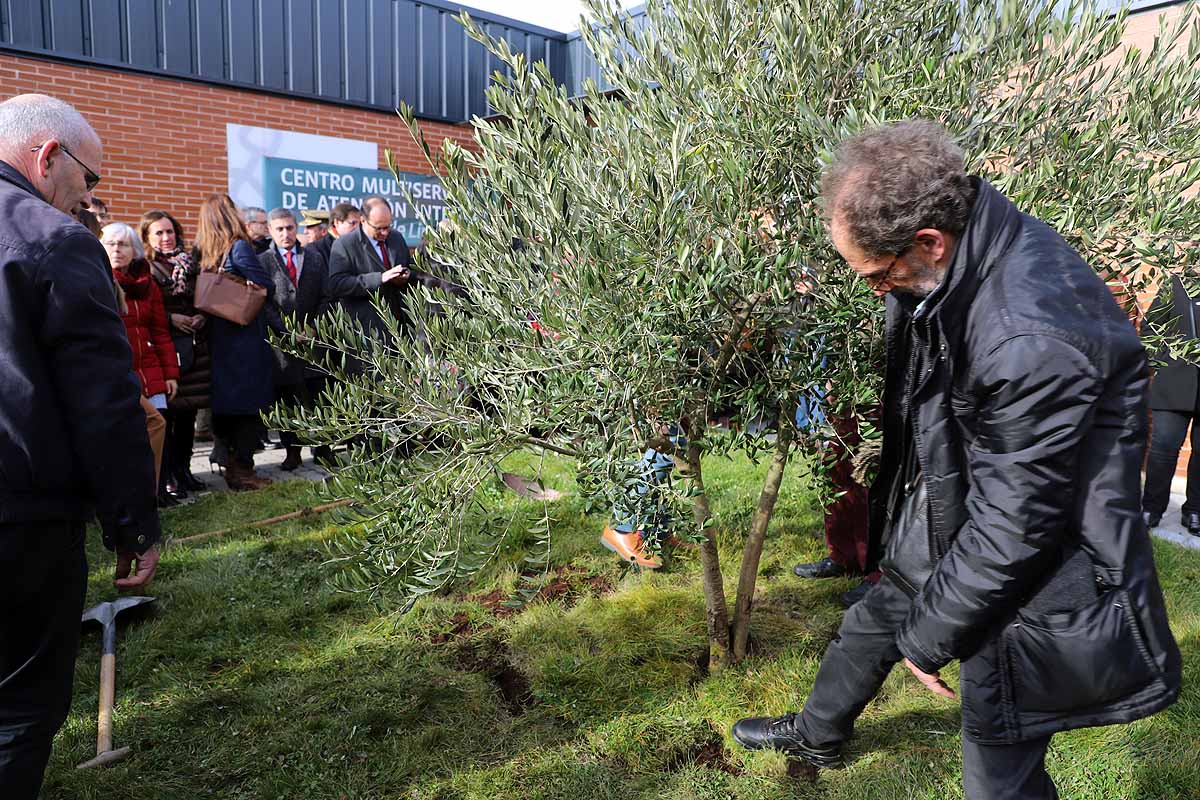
<box><xmin>794</xmin><ymin>577</ymin><xmax>1058</xmax><ymax>799</ymax></box>
<box><xmin>0</xmin><ymin>522</ymin><xmax>88</xmax><ymax>799</ymax></box>
<box><xmin>1142</xmin><ymin>409</ymin><xmax>1200</xmax><ymax>516</ymax></box>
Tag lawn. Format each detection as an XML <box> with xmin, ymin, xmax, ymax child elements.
<box><xmin>42</xmin><ymin>452</ymin><xmax>1200</xmax><ymax>799</ymax></box>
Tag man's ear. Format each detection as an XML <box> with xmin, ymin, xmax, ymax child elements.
<box><xmin>33</xmin><ymin>138</ymin><xmax>60</xmax><ymax>178</ymax></box>
<box><xmin>912</xmin><ymin>227</ymin><xmax>948</xmax><ymax>263</ymax></box>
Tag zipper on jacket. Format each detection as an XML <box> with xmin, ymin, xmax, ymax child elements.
<box><xmin>907</xmin><ymin>318</ymin><xmax>948</xmax><ymax>559</ymax></box>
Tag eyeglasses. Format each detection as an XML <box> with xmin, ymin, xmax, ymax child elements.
<box><xmin>860</xmin><ymin>252</ymin><xmax>903</xmax><ymax>290</ymax></box>
<box><xmin>31</xmin><ymin>142</ymin><xmax>101</xmax><ymax>190</ymax></box>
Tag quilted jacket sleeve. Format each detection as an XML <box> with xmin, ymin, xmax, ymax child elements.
<box><xmin>896</xmin><ymin>333</ymin><xmax>1103</xmax><ymax>672</ymax></box>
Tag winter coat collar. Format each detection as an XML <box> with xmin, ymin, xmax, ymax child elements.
<box><xmin>0</xmin><ymin>159</ymin><xmax>45</xmax><ymax>202</ymax></box>
<box><xmin>908</xmin><ymin>178</ymin><xmax>1023</xmax><ymax>339</ymax></box>
<box><xmin>113</xmin><ymin>259</ymin><xmax>154</xmax><ymax>300</ymax></box>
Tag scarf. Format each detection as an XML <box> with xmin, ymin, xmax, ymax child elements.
<box><xmin>113</xmin><ymin>260</ymin><xmax>153</xmax><ymax>301</ymax></box>
<box><xmin>150</xmin><ymin>248</ymin><xmax>199</xmax><ymax>296</ymax></box>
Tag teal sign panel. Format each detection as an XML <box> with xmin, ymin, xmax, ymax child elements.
<box><xmin>262</xmin><ymin>157</ymin><xmax>446</xmax><ymax>246</ymax></box>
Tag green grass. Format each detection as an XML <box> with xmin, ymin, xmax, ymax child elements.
<box><xmin>42</xmin><ymin>453</ymin><xmax>1200</xmax><ymax>799</ymax></box>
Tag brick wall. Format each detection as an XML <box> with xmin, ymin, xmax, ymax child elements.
<box><xmin>0</xmin><ymin>51</ymin><xmax>477</xmax><ymax>231</ymax></box>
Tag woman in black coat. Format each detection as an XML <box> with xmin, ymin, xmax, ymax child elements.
<box><xmin>1141</xmin><ymin>273</ymin><xmax>1200</xmax><ymax>533</ymax></box>
<box><xmin>194</xmin><ymin>193</ymin><xmax>276</xmax><ymax>492</ymax></box>
<box><xmin>141</xmin><ymin>209</ymin><xmax>211</xmax><ymax>498</ymax></box>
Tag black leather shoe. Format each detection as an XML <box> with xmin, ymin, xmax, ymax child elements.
<box><xmin>841</xmin><ymin>580</ymin><xmax>874</xmax><ymax>608</ymax></box>
<box><xmin>1143</xmin><ymin>511</ymin><xmax>1162</xmax><ymax>528</ymax></box>
<box><xmin>176</xmin><ymin>469</ymin><xmax>206</xmax><ymax>492</ymax></box>
<box><xmin>157</xmin><ymin>489</ymin><xmax>180</xmax><ymax>508</ymax></box>
<box><xmin>731</xmin><ymin>713</ymin><xmax>843</xmax><ymax>768</ymax></box>
<box><xmin>1185</xmin><ymin>512</ymin><xmax>1200</xmax><ymax>535</ymax></box>
<box><xmin>793</xmin><ymin>557</ymin><xmax>851</xmax><ymax>579</ymax></box>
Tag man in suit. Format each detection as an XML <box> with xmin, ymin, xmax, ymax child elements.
<box><xmin>327</xmin><ymin>195</ymin><xmax>418</xmax><ymax>340</ymax></box>
<box><xmin>260</xmin><ymin>207</ymin><xmax>334</xmax><ymax>469</ymax></box>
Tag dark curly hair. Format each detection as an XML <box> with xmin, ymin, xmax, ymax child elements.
<box><xmin>820</xmin><ymin>120</ymin><xmax>977</xmax><ymax>258</ymax></box>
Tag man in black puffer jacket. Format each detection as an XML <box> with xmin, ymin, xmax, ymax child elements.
<box><xmin>733</xmin><ymin>120</ymin><xmax>1180</xmax><ymax>799</ymax></box>
<box><xmin>0</xmin><ymin>94</ymin><xmax>160</xmax><ymax>799</ymax></box>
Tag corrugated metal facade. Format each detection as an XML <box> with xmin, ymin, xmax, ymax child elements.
<box><xmin>0</xmin><ymin>0</ymin><xmax>568</xmax><ymax>123</ymax></box>
<box><xmin>0</xmin><ymin>0</ymin><xmax>1183</xmax><ymax>120</ymax></box>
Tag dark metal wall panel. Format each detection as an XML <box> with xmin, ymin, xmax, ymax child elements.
<box><xmin>417</xmin><ymin>3</ymin><xmax>442</xmax><ymax>117</ymax></box>
<box><xmin>160</xmin><ymin>0</ymin><xmax>193</xmax><ymax>73</ymax></box>
<box><xmin>314</xmin><ymin>0</ymin><xmax>340</xmax><ymax>97</ymax></box>
<box><xmin>366</xmin><ymin>0</ymin><xmax>392</xmax><ymax>106</ymax></box>
<box><xmin>257</xmin><ymin>0</ymin><xmax>287</xmax><ymax>89</ymax></box>
<box><xmin>227</xmin><ymin>0</ymin><xmax>257</xmax><ymax>83</ymax></box>
<box><xmin>48</xmin><ymin>0</ymin><xmax>85</xmax><ymax>55</ymax></box>
<box><xmin>0</xmin><ymin>0</ymin><xmax>576</xmax><ymax>123</ymax></box>
<box><xmin>88</xmin><ymin>0</ymin><xmax>123</xmax><ymax>61</ymax></box>
<box><xmin>193</xmin><ymin>0</ymin><xmax>224</xmax><ymax>78</ymax></box>
<box><xmin>343</xmin><ymin>0</ymin><xmax>369</xmax><ymax>102</ymax></box>
<box><xmin>394</xmin><ymin>0</ymin><xmax>417</xmax><ymax>111</ymax></box>
<box><xmin>7</xmin><ymin>0</ymin><xmax>47</xmax><ymax>49</ymax></box>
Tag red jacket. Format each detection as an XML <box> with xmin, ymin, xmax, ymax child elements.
<box><xmin>113</xmin><ymin>260</ymin><xmax>179</xmax><ymax>398</ymax></box>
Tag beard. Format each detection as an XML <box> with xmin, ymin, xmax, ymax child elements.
<box><xmin>892</xmin><ymin>256</ymin><xmax>946</xmax><ymax>299</ymax></box>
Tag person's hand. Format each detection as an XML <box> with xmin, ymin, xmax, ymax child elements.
<box><xmin>171</xmin><ymin>313</ymin><xmax>194</xmax><ymax>333</ymax></box>
<box><xmin>382</xmin><ymin>266</ymin><xmax>411</xmax><ymax>286</ymax></box>
<box><xmin>903</xmin><ymin>658</ymin><xmax>957</xmax><ymax>699</ymax></box>
<box><xmin>114</xmin><ymin>545</ymin><xmax>160</xmax><ymax>589</ymax></box>
<box><xmin>165</xmin><ymin>379</ymin><xmax>178</xmax><ymax>400</ymax></box>
<box><xmin>190</xmin><ymin>314</ymin><xmax>206</xmax><ymax>331</ymax></box>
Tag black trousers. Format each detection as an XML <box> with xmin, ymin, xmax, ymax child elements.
<box><xmin>1142</xmin><ymin>408</ymin><xmax>1200</xmax><ymax>516</ymax></box>
<box><xmin>276</xmin><ymin>376</ymin><xmax>326</xmax><ymax>449</ymax></box>
<box><xmin>0</xmin><ymin>522</ymin><xmax>88</xmax><ymax>799</ymax></box>
<box><xmin>795</xmin><ymin>577</ymin><xmax>1058</xmax><ymax>800</ymax></box>
<box><xmin>213</xmin><ymin>413</ymin><xmax>262</xmax><ymax>467</ymax></box>
<box><xmin>163</xmin><ymin>407</ymin><xmax>198</xmax><ymax>484</ymax></box>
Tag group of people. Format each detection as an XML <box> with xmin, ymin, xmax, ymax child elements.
<box><xmin>0</xmin><ymin>91</ymin><xmax>1188</xmax><ymax>800</ymax></box>
<box><xmin>77</xmin><ymin>183</ymin><xmax>447</xmax><ymax>497</ymax></box>
<box><xmin>0</xmin><ymin>93</ymin><xmax>465</xmax><ymax>798</ymax></box>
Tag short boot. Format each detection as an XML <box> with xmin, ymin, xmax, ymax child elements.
<box><xmin>280</xmin><ymin>446</ymin><xmax>303</xmax><ymax>471</ymax></box>
<box><xmin>244</xmin><ymin>463</ymin><xmax>275</xmax><ymax>489</ymax></box>
<box><xmin>600</xmin><ymin>525</ymin><xmax>661</xmax><ymax>569</ymax></box>
<box><xmin>223</xmin><ymin>462</ymin><xmax>256</xmax><ymax>492</ymax></box>
<box><xmin>731</xmin><ymin>713</ymin><xmax>843</xmax><ymax>769</ymax></box>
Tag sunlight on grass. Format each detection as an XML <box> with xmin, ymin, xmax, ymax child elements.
<box><xmin>42</xmin><ymin>454</ymin><xmax>1200</xmax><ymax>800</ymax></box>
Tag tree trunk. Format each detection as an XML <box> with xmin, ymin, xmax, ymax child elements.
<box><xmin>730</xmin><ymin>422</ymin><xmax>793</xmax><ymax>662</ymax></box>
<box><xmin>683</xmin><ymin>412</ymin><xmax>732</xmax><ymax>673</ymax></box>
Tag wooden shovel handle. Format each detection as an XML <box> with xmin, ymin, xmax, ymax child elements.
<box><xmin>97</xmin><ymin>652</ymin><xmax>116</xmax><ymax>756</ymax></box>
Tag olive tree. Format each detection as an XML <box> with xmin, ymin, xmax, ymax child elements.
<box><xmin>278</xmin><ymin>0</ymin><xmax>1200</xmax><ymax>671</ymax></box>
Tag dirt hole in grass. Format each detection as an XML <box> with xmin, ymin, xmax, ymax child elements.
<box><xmin>665</xmin><ymin>732</ymin><xmax>742</xmax><ymax>776</ymax></box>
<box><xmin>455</xmin><ymin>640</ymin><xmax>536</xmax><ymax>716</ymax></box>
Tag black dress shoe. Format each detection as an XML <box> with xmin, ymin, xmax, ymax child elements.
<box><xmin>1185</xmin><ymin>512</ymin><xmax>1200</xmax><ymax>535</ymax></box>
<box><xmin>1144</xmin><ymin>511</ymin><xmax>1162</xmax><ymax>528</ymax></box>
<box><xmin>157</xmin><ymin>489</ymin><xmax>180</xmax><ymax>508</ymax></box>
<box><xmin>731</xmin><ymin>713</ymin><xmax>843</xmax><ymax>768</ymax></box>
<box><xmin>793</xmin><ymin>556</ymin><xmax>851</xmax><ymax>579</ymax></box>
<box><xmin>841</xmin><ymin>580</ymin><xmax>874</xmax><ymax>608</ymax></box>
<box><xmin>176</xmin><ymin>469</ymin><xmax>206</xmax><ymax>492</ymax></box>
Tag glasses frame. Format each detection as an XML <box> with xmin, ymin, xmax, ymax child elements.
<box><xmin>30</xmin><ymin>142</ymin><xmax>102</xmax><ymax>191</ymax></box>
<box><xmin>860</xmin><ymin>251</ymin><xmax>905</xmax><ymax>290</ymax></box>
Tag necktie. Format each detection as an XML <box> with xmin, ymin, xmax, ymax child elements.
<box><xmin>378</xmin><ymin>241</ymin><xmax>391</xmax><ymax>269</ymax></box>
<box><xmin>284</xmin><ymin>250</ymin><xmax>297</xmax><ymax>286</ymax></box>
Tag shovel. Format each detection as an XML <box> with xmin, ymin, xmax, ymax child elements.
<box><xmin>77</xmin><ymin>595</ymin><xmax>156</xmax><ymax>769</ymax></box>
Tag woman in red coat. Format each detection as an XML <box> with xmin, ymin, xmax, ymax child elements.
<box><xmin>101</xmin><ymin>222</ymin><xmax>179</xmax><ymax>504</ymax></box>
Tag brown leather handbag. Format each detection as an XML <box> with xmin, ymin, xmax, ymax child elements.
<box><xmin>194</xmin><ymin>257</ymin><xmax>267</xmax><ymax>326</ymax></box>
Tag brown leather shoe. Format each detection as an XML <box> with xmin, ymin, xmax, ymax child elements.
<box><xmin>600</xmin><ymin>525</ymin><xmax>661</xmax><ymax>569</ymax></box>
<box><xmin>244</xmin><ymin>467</ymin><xmax>274</xmax><ymax>489</ymax></box>
<box><xmin>223</xmin><ymin>462</ymin><xmax>255</xmax><ymax>492</ymax></box>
